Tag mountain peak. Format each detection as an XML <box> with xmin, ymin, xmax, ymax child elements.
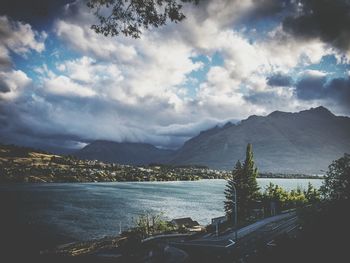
<box><xmin>301</xmin><ymin>106</ymin><xmax>334</xmax><ymax>117</ymax></box>
<box><xmin>267</xmin><ymin>110</ymin><xmax>288</xmax><ymax>118</ymax></box>
<box><xmin>311</xmin><ymin>106</ymin><xmax>333</xmax><ymax>114</ymax></box>
<box><xmin>267</xmin><ymin>106</ymin><xmax>334</xmax><ymax>118</ymax></box>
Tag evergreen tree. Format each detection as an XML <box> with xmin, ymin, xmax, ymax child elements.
<box><xmin>224</xmin><ymin>160</ymin><xmax>242</xmax><ymax>220</ymax></box>
<box><xmin>304</xmin><ymin>182</ymin><xmax>321</xmax><ymax>204</ymax></box>
<box><xmin>238</xmin><ymin>143</ymin><xmax>260</xmax><ymax>219</ymax></box>
<box><xmin>224</xmin><ymin>143</ymin><xmax>260</xmax><ymax>222</ymax></box>
<box><xmin>243</xmin><ymin>143</ymin><xmax>260</xmax><ymax>205</ymax></box>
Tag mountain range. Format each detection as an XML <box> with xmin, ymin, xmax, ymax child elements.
<box><xmin>74</xmin><ymin>106</ymin><xmax>350</xmax><ymax>174</ymax></box>
<box><xmin>75</xmin><ymin>141</ymin><xmax>174</xmax><ymax>165</ymax></box>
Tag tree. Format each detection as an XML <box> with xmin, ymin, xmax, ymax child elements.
<box><xmin>133</xmin><ymin>211</ymin><xmax>174</xmax><ymax>238</ymax></box>
<box><xmin>243</xmin><ymin>143</ymin><xmax>260</xmax><ymax>205</ymax></box>
<box><xmin>289</xmin><ymin>187</ymin><xmax>307</xmax><ymax>208</ymax></box>
<box><xmin>261</xmin><ymin>183</ymin><xmax>288</xmax><ymax>213</ymax></box>
<box><xmin>224</xmin><ymin>160</ymin><xmax>241</xmax><ymax>220</ymax></box>
<box><xmin>320</xmin><ymin>153</ymin><xmax>350</xmax><ymax>201</ymax></box>
<box><xmin>87</xmin><ymin>0</ymin><xmax>200</xmax><ymax>38</ymax></box>
<box><xmin>224</xmin><ymin>143</ymin><xmax>260</xmax><ymax>222</ymax></box>
<box><xmin>303</xmin><ymin>182</ymin><xmax>321</xmax><ymax>204</ymax></box>
<box><xmin>261</xmin><ymin>183</ymin><xmax>310</xmax><ymax>213</ymax></box>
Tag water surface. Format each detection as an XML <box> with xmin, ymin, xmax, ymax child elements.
<box><xmin>0</xmin><ymin>179</ymin><xmax>322</xmax><ymax>249</ymax></box>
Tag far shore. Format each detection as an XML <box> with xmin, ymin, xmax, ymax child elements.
<box><xmin>0</xmin><ymin>175</ymin><xmax>324</xmax><ymax>184</ymax></box>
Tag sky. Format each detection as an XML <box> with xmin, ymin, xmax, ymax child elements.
<box><xmin>0</xmin><ymin>0</ymin><xmax>350</xmax><ymax>152</ymax></box>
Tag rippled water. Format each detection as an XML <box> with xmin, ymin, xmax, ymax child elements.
<box><xmin>0</xmin><ymin>179</ymin><xmax>323</xmax><ymax>249</ymax></box>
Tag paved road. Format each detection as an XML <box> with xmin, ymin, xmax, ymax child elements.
<box><xmin>171</xmin><ymin>211</ymin><xmax>297</xmax><ymax>249</ymax></box>
<box><xmin>220</xmin><ymin>211</ymin><xmax>296</xmax><ymax>240</ymax></box>
<box><xmin>169</xmin><ymin>212</ymin><xmax>299</xmax><ymax>262</ymax></box>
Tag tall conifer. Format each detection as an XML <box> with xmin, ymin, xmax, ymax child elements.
<box><xmin>224</xmin><ymin>143</ymin><xmax>260</xmax><ymax>222</ymax></box>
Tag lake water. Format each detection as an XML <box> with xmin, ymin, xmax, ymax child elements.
<box><xmin>0</xmin><ymin>179</ymin><xmax>323</xmax><ymax>250</ymax></box>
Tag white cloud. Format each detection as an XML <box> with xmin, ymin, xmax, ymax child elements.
<box><xmin>0</xmin><ymin>70</ymin><xmax>32</xmax><ymax>100</ymax></box>
<box><xmin>45</xmin><ymin>0</ymin><xmax>334</xmax><ymax>145</ymax></box>
<box><xmin>55</xmin><ymin>19</ymin><xmax>137</xmax><ymax>62</ymax></box>
<box><xmin>262</xmin><ymin>25</ymin><xmax>332</xmax><ymax>71</ymax></box>
<box><xmin>0</xmin><ymin>15</ymin><xmax>46</xmax><ymax>66</ymax></box>
<box><xmin>44</xmin><ymin>75</ymin><xmax>96</xmax><ymax>97</ymax></box>
<box><xmin>0</xmin><ymin>16</ymin><xmax>45</xmax><ymax>103</ymax></box>
<box><xmin>300</xmin><ymin>69</ymin><xmax>328</xmax><ymax>77</ymax></box>
<box><xmin>2</xmin><ymin>0</ymin><xmax>347</xmax><ymax>149</ymax></box>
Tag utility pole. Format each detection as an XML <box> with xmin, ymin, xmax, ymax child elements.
<box><xmin>232</xmin><ymin>182</ymin><xmax>238</xmax><ymax>241</ymax></box>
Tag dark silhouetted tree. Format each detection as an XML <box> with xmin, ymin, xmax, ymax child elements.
<box><xmin>224</xmin><ymin>160</ymin><xmax>242</xmax><ymax>220</ymax></box>
<box><xmin>224</xmin><ymin>143</ymin><xmax>260</xmax><ymax>222</ymax></box>
<box><xmin>87</xmin><ymin>0</ymin><xmax>200</xmax><ymax>38</ymax></box>
<box><xmin>303</xmin><ymin>182</ymin><xmax>320</xmax><ymax>204</ymax></box>
<box><xmin>242</xmin><ymin>143</ymin><xmax>260</xmax><ymax>210</ymax></box>
<box><xmin>320</xmin><ymin>153</ymin><xmax>350</xmax><ymax>201</ymax></box>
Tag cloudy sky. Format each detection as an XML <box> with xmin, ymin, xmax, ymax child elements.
<box><xmin>0</xmin><ymin>0</ymin><xmax>350</xmax><ymax>151</ymax></box>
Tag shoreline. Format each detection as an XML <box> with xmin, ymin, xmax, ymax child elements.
<box><xmin>0</xmin><ymin>176</ymin><xmax>324</xmax><ymax>184</ymax></box>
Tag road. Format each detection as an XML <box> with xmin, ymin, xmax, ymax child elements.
<box><xmin>43</xmin><ymin>212</ymin><xmax>298</xmax><ymax>263</ymax></box>
<box><xmin>169</xmin><ymin>211</ymin><xmax>299</xmax><ymax>262</ymax></box>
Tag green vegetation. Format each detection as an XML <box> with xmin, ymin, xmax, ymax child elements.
<box><xmin>87</xmin><ymin>0</ymin><xmax>200</xmax><ymax>38</ymax></box>
<box><xmin>131</xmin><ymin>212</ymin><xmax>176</xmax><ymax>239</ymax></box>
<box><xmin>261</xmin><ymin>182</ymin><xmax>320</xmax><ymax>213</ymax></box>
<box><xmin>320</xmin><ymin>153</ymin><xmax>350</xmax><ymax>201</ymax></box>
<box><xmin>224</xmin><ymin>143</ymin><xmax>261</xmax><ymax>221</ymax></box>
<box><xmin>252</xmin><ymin>153</ymin><xmax>350</xmax><ymax>263</ymax></box>
<box><xmin>221</xmin><ymin>150</ymin><xmax>349</xmax><ymax>262</ymax></box>
<box><xmin>224</xmin><ymin>160</ymin><xmax>241</xmax><ymax>220</ymax></box>
<box><xmin>224</xmin><ymin>143</ymin><xmax>322</xmax><ymax>224</ymax></box>
<box><xmin>259</xmin><ymin>172</ymin><xmax>323</xmax><ymax>179</ymax></box>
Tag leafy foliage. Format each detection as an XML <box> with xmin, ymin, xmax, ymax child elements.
<box><xmin>224</xmin><ymin>143</ymin><xmax>322</xmax><ymax>221</ymax></box>
<box><xmin>87</xmin><ymin>0</ymin><xmax>200</xmax><ymax>38</ymax></box>
<box><xmin>261</xmin><ymin>182</ymin><xmax>320</xmax><ymax>215</ymax></box>
<box><xmin>132</xmin><ymin>211</ymin><xmax>174</xmax><ymax>238</ymax></box>
<box><xmin>303</xmin><ymin>182</ymin><xmax>321</xmax><ymax>203</ymax></box>
<box><xmin>320</xmin><ymin>153</ymin><xmax>350</xmax><ymax>201</ymax></box>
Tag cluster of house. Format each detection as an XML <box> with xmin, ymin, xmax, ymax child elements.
<box><xmin>170</xmin><ymin>217</ymin><xmax>204</xmax><ymax>232</ymax></box>
<box><xmin>170</xmin><ymin>207</ymin><xmax>267</xmax><ymax>234</ymax></box>
<box><xmin>170</xmin><ymin>215</ymin><xmax>231</xmax><ymax>233</ymax></box>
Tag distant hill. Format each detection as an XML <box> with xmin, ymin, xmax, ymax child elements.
<box><xmin>170</xmin><ymin>106</ymin><xmax>350</xmax><ymax>174</ymax></box>
<box><xmin>75</xmin><ymin>141</ymin><xmax>175</xmax><ymax>165</ymax></box>
<box><xmin>0</xmin><ymin>143</ymin><xmax>228</xmax><ymax>183</ymax></box>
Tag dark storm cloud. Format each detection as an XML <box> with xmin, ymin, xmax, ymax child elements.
<box><xmin>0</xmin><ymin>90</ymin><xmax>194</xmax><ymax>152</ymax></box>
<box><xmin>250</xmin><ymin>0</ymin><xmax>290</xmax><ymax>19</ymax></box>
<box><xmin>296</xmin><ymin>75</ymin><xmax>350</xmax><ymax>109</ymax></box>
<box><xmin>283</xmin><ymin>0</ymin><xmax>350</xmax><ymax>53</ymax></box>
<box><xmin>267</xmin><ymin>73</ymin><xmax>293</xmax><ymax>87</ymax></box>
<box><xmin>244</xmin><ymin>89</ymin><xmax>292</xmax><ymax>108</ymax></box>
<box><xmin>326</xmin><ymin>77</ymin><xmax>350</xmax><ymax>107</ymax></box>
<box><xmin>295</xmin><ymin>75</ymin><xmax>328</xmax><ymax>100</ymax></box>
<box><xmin>0</xmin><ymin>94</ymin><xmax>88</xmax><ymax>152</ymax></box>
<box><xmin>229</xmin><ymin>0</ymin><xmax>292</xmax><ymax>25</ymax></box>
<box><xmin>244</xmin><ymin>90</ymin><xmax>278</xmax><ymax>105</ymax></box>
<box><xmin>0</xmin><ymin>0</ymin><xmax>74</xmax><ymax>27</ymax></box>
<box><xmin>0</xmin><ymin>79</ymin><xmax>10</xmax><ymax>93</ymax></box>
<box><xmin>0</xmin><ymin>57</ymin><xmax>11</xmax><ymax>69</ymax></box>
